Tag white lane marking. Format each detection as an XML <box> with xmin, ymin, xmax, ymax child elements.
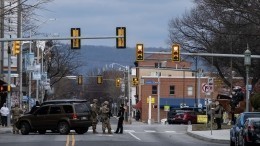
<box><xmin>144</xmin><ymin>130</ymin><xmax>156</xmax><ymax>133</ymax></box>
<box><xmin>124</xmin><ymin>130</ymin><xmax>135</xmax><ymax>133</ymax></box>
<box><xmin>128</xmin><ymin>132</ymin><xmax>141</xmax><ymax>141</ymax></box>
<box><xmin>165</xmin><ymin>131</ymin><xmax>176</xmax><ymax>133</ymax></box>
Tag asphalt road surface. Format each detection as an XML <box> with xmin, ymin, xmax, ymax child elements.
<box><xmin>0</xmin><ymin>118</ymin><xmax>227</xmax><ymax>146</ymax></box>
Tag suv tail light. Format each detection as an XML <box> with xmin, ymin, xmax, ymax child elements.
<box><xmin>72</xmin><ymin>114</ymin><xmax>78</xmax><ymax>119</ymax></box>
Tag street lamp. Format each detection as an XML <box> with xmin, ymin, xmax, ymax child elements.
<box><xmin>109</xmin><ymin>63</ymin><xmax>131</xmax><ymax>124</ymax></box>
<box><xmin>244</xmin><ymin>46</ymin><xmax>251</xmax><ymax>112</ymax></box>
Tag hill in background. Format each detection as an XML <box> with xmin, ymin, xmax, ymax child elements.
<box><xmin>75</xmin><ymin>45</ymin><xmax>207</xmax><ymax>74</ymax></box>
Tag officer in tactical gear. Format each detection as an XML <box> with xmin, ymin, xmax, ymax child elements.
<box><xmin>11</xmin><ymin>103</ymin><xmax>23</xmax><ymax>134</ymax></box>
<box><xmin>91</xmin><ymin>98</ymin><xmax>100</xmax><ymax>134</ymax></box>
<box><xmin>101</xmin><ymin>101</ymin><xmax>112</xmax><ymax>134</ymax></box>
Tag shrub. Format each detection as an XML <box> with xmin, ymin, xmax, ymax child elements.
<box><xmin>250</xmin><ymin>93</ymin><xmax>260</xmax><ymax>111</ymax></box>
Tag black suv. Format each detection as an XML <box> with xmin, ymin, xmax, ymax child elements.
<box><xmin>16</xmin><ymin>102</ymin><xmax>92</xmax><ymax>135</ymax></box>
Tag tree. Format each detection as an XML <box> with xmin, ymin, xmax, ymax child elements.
<box><xmin>44</xmin><ymin>43</ymin><xmax>84</xmax><ymax>100</ymax></box>
<box><xmin>168</xmin><ymin>0</ymin><xmax>260</xmax><ymax>92</ymax></box>
<box><xmin>250</xmin><ymin>93</ymin><xmax>260</xmax><ymax>111</ymax></box>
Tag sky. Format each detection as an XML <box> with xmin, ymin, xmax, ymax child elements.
<box><xmin>36</xmin><ymin>0</ymin><xmax>195</xmax><ymax>48</ymax></box>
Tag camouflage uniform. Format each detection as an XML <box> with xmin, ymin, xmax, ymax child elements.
<box><xmin>101</xmin><ymin>101</ymin><xmax>112</xmax><ymax>134</ymax></box>
<box><xmin>91</xmin><ymin>99</ymin><xmax>100</xmax><ymax>134</ymax></box>
<box><xmin>11</xmin><ymin>103</ymin><xmax>23</xmax><ymax>134</ymax></box>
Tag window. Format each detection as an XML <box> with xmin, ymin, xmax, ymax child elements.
<box><xmin>187</xmin><ymin>86</ymin><xmax>193</xmax><ymax>96</ymax></box>
<box><xmin>74</xmin><ymin>103</ymin><xmax>90</xmax><ymax>113</ymax></box>
<box><xmin>63</xmin><ymin>105</ymin><xmax>73</xmax><ymax>113</ymax></box>
<box><xmin>36</xmin><ymin>106</ymin><xmax>49</xmax><ymax>115</ymax></box>
<box><xmin>49</xmin><ymin>106</ymin><xmax>62</xmax><ymax>114</ymax></box>
<box><xmin>170</xmin><ymin>85</ymin><xmax>175</xmax><ymax>95</ymax></box>
<box><xmin>152</xmin><ymin>85</ymin><xmax>157</xmax><ymax>94</ymax></box>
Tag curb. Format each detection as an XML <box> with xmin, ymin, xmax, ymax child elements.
<box><xmin>187</xmin><ymin>131</ymin><xmax>229</xmax><ymax>144</ymax></box>
<box><xmin>186</xmin><ymin>125</ymin><xmax>229</xmax><ymax>144</ymax></box>
<box><xmin>0</xmin><ymin>127</ymin><xmax>12</xmax><ymax>134</ymax></box>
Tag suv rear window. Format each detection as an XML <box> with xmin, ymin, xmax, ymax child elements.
<box><xmin>74</xmin><ymin>103</ymin><xmax>90</xmax><ymax>113</ymax></box>
<box><xmin>63</xmin><ymin>105</ymin><xmax>73</xmax><ymax>113</ymax></box>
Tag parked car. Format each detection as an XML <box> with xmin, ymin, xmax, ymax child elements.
<box><xmin>167</xmin><ymin>109</ymin><xmax>184</xmax><ymax>124</ymax></box>
<box><xmin>169</xmin><ymin>110</ymin><xmax>197</xmax><ymax>125</ymax></box>
<box><xmin>238</xmin><ymin>117</ymin><xmax>260</xmax><ymax>146</ymax></box>
<box><xmin>16</xmin><ymin>102</ymin><xmax>92</xmax><ymax>135</ymax></box>
<box><xmin>230</xmin><ymin>112</ymin><xmax>260</xmax><ymax>146</ymax></box>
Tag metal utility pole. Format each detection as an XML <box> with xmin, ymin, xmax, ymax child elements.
<box><xmin>17</xmin><ymin>0</ymin><xmax>23</xmax><ymax>107</ymax></box>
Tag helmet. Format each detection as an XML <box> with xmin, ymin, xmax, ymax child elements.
<box><xmin>93</xmin><ymin>99</ymin><xmax>98</xmax><ymax>103</ymax></box>
<box><xmin>104</xmin><ymin>101</ymin><xmax>109</xmax><ymax>105</ymax></box>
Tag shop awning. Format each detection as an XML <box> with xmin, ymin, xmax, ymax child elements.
<box><xmin>160</xmin><ymin>97</ymin><xmax>205</xmax><ymax>108</ymax></box>
<box><xmin>133</xmin><ymin>100</ymin><xmax>142</xmax><ymax>109</ymax></box>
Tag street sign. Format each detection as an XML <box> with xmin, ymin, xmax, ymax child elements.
<box><xmin>202</xmin><ymin>83</ymin><xmax>213</xmax><ymax>93</ymax></box>
<box><xmin>197</xmin><ymin>115</ymin><xmax>208</xmax><ymax>123</ymax></box>
<box><xmin>147</xmin><ymin>97</ymin><xmax>155</xmax><ymax>103</ymax></box>
<box><xmin>145</xmin><ymin>80</ymin><xmax>155</xmax><ymax>84</ymax></box>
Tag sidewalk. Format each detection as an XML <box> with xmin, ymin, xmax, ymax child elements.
<box><xmin>186</xmin><ymin>125</ymin><xmax>230</xmax><ymax>144</ymax></box>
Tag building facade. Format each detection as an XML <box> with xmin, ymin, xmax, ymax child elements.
<box><xmin>133</xmin><ymin>54</ymin><xmax>214</xmax><ymax>123</ymax></box>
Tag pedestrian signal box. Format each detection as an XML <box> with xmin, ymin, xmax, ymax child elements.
<box><xmin>71</xmin><ymin>28</ymin><xmax>81</xmax><ymax>49</ymax></box>
<box><xmin>136</xmin><ymin>44</ymin><xmax>144</xmax><ymax>61</ymax></box>
<box><xmin>172</xmin><ymin>44</ymin><xmax>180</xmax><ymax>62</ymax></box>
<box><xmin>116</xmin><ymin>27</ymin><xmax>126</xmax><ymax>48</ymax></box>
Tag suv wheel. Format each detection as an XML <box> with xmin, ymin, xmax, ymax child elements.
<box><xmin>38</xmin><ymin>130</ymin><xmax>46</xmax><ymax>134</ymax></box>
<box><xmin>20</xmin><ymin>122</ymin><xmax>30</xmax><ymax>135</ymax></box>
<box><xmin>75</xmin><ymin>127</ymin><xmax>89</xmax><ymax>134</ymax></box>
<box><xmin>58</xmin><ymin>121</ymin><xmax>70</xmax><ymax>135</ymax></box>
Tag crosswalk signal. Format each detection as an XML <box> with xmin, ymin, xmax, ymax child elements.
<box><xmin>172</xmin><ymin>44</ymin><xmax>180</xmax><ymax>62</ymax></box>
<box><xmin>71</xmin><ymin>28</ymin><xmax>81</xmax><ymax>49</ymax></box>
<box><xmin>116</xmin><ymin>27</ymin><xmax>126</xmax><ymax>48</ymax></box>
<box><xmin>132</xmin><ymin>77</ymin><xmax>138</xmax><ymax>86</ymax></box>
<box><xmin>12</xmin><ymin>41</ymin><xmax>21</xmax><ymax>55</ymax></box>
<box><xmin>116</xmin><ymin>78</ymin><xmax>121</xmax><ymax>87</ymax></box>
<box><xmin>136</xmin><ymin>44</ymin><xmax>144</xmax><ymax>61</ymax></box>
<box><xmin>77</xmin><ymin>75</ymin><xmax>83</xmax><ymax>85</ymax></box>
<box><xmin>97</xmin><ymin>75</ymin><xmax>103</xmax><ymax>84</ymax></box>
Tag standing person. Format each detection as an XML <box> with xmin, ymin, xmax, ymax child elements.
<box><xmin>0</xmin><ymin>103</ymin><xmax>10</xmax><ymax>127</ymax></box>
<box><xmin>101</xmin><ymin>101</ymin><xmax>112</xmax><ymax>134</ymax></box>
<box><xmin>114</xmin><ymin>103</ymin><xmax>125</xmax><ymax>134</ymax></box>
<box><xmin>136</xmin><ymin>110</ymin><xmax>140</xmax><ymax>121</ymax></box>
<box><xmin>207</xmin><ymin>99</ymin><xmax>216</xmax><ymax>124</ymax></box>
<box><xmin>214</xmin><ymin>101</ymin><xmax>224</xmax><ymax>130</ymax></box>
<box><xmin>91</xmin><ymin>99</ymin><xmax>100</xmax><ymax>134</ymax></box>
<box><xmin>11</xmin><ymin>103</ymin><xmax>23</xmax><ymax>134</ymax></box>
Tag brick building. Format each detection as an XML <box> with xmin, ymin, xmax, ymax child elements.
<box><xmin>132</xmin><ymin>53</ymin><xmax>213</xmax><ymax>123</ymax></box>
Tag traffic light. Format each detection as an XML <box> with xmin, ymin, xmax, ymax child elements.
<box><xmin>116</xmin><ymin>27</ymin><xmax>126</xmax><ymax>48</ymax></box>
<box><xmin>136</xmin><ymin>44</ymin><xmax>144</xmax><ymax>61</ymax></box>
<box><xmin>172</xmin><ymin>44</ymin><xmax>180</xmax><ymax>62</ymax></box>
<box><xmin>77</xmin><ymin>75</ymin><xmax>83</xmax><ymax>85</ymax></box>
<box><xmin>12</xmin><ymin>41</ymin><xmax>21</xmax><ymax>55</ymax></box>
<box><xmin>132</xmin><ymin>77</ymin><xmax>138</xmax><ymax>86</ymax></box>
<box><xmin>71</xmin><ymin>28</ymin><xmax>81</xmax><ymax>49</ymax></box>
<box><xmin>97</xmin><ymin>75</ymin><xmax>103</xmax><ymax>84</ymax></box>
<box><xmin>116</xmin><ymin>78</ymin><xmax>120</xmax><ymax>87</ymax></box>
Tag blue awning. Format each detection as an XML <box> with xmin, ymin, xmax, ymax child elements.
<box><xmin>160</xmin><ymin>97</ymin><xmax>205</xmax><ymax>108</ymax></box>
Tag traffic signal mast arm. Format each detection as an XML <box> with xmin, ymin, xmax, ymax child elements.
<box><xmin>0</xmin><ymin>36</ymin><xmax>125</xmax><ymax>42</ymax></box>
<box><xmin>143</xmin><ymin>51</ymin><xmax>260</xmax><ymax>59</ymax></box>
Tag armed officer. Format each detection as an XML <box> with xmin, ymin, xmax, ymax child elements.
<box><xmin>11</xmin><ymin>103</ymin><xmax>23</xmax><ymax>134</ymax></box>
<box><xmin>101</xmin><ymin>101</ymin><xmax>112</xmax><ymax>134</ymax></box>
<box><xmin>91</xmin><ymin>99</ymin><xmax>100</xmax><ymax>134</ymax></box>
